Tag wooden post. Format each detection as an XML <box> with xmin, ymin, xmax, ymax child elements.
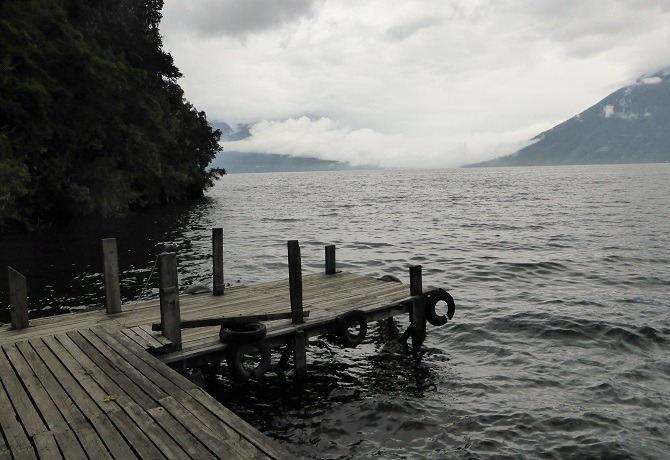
<box><xmin>409</xmin><ymin>265</ymin><xmax>425</xmax><ymax>354</ymax></box>
<box><xmin>102</xmin><ymin>238</ymin><xmax>122</xmax><ymax>314</ymax></box>
<box><xmin>325</xmin><ymin>245</ymin><xmax>336</xmax><ymax>275</ymax></box>
<box><xmin>158</xmin><ymin>252</ymin><xmax>182</xmax><ymax>351</ymax></box>
<box><xmin>212</xmin><ymin>228</ymin><xmax>224</xmax><ymax>296</ymax></box>
<box><xmin>8</xmin><ymin>267</ymin><xmax>29</xmax><ymax>330</ymax></box>
<box><xmin>293</xmin><ymin>330</ymin><xmax>307</xmax><ymax>382</ymax></box>
<box><xmin>287</xmin><ymin>240</ymin><xmax>304</xmax><ymax>324</ymax></box>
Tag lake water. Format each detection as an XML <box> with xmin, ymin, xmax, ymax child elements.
<box><xmin>1</xmin><ymin>165</ymin><xmax>669</xmax><ymax>459</ymax></box>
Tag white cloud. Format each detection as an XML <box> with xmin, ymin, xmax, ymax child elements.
<box><xmin>161</xmin><ymin>0</ymin><xmax>670</xmax><ymax>167</ymax></box>
<box><xmin>223</xmin><ymin>116</ymin><xmax>551</xmax><ymax>168</ymax></box>
<box><xmin>642</xmin><ymin>76</ymin><xmax>662</xmax><ymax>84</ymax></box>
<box><xmin>162</xmin><ymin>0</ymin><xmax>321</xmax><ymax>39</ymax></box>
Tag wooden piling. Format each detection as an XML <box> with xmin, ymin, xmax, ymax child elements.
<box><xmin>102</xmin><ymin>238</ymin><xmax>122</xmax><ymax>314</ymax></box>
<box><xmin>287</xmin><ymin>240</ymin><xmax>304</xmax><ymax>324</ymax></box>
<box><xmin>409</xmin><ymin>265</ymin><xmax>425</xmax><ymax>353</ymax></box>
<box><xmin>8</xmin><ymin>266</ymin><xmax>29</xmax><ymax>330</ymax></box>
<box><xmin>158</xmin><ymin>252</ymin><xmax>182</xmax><ymax>351</ymax></box>
<box><xmin>212</xmin><ymin>228</ymin><xmax>224</xmax><ymax>296</ymax></box>
<box><xmin>293</xmin><ymin>330</ymin><xmax>307</xmax><ymax>382</ymax></box>
<box><xmin>325</xmin><ymin>245</ymin><xmax>336</xmax><ymax>275</ymax></box>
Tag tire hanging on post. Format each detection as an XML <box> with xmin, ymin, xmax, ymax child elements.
<box><xmin>335</xmin><ymin>310</ymin><xmax>368</xmax><ymax>348</ymax></box>
<box><xmin>220</xmin><ymin>322</ymin><xmax>270</xmax><ymax>382</ymax></box>
<box><xmin>424</xmin><ymin>288</ymin><xmax>456</xmax><ymax>326</ymax></box>
<box><xmin>226</xmin><ymin>340</ymin><xmax>272</xmax><ymax>382</ymax></box>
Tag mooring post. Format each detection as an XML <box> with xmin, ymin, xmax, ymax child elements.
<box><xmin>325</xmin><ymin>244</ymin><xmax>336</xmax><ymax>275</ymax></box>
<box><xmin>293</xmin><ymin>330</ymin><xmax>307</xmax><ymax>382</ymax></box>
<box><xmin>287</xmin><ymin>240</ymin><xmax>304</xmax><ymax>324</ymax></box>
<box><xmin>409</xmin><ymin>265</ymin><xmax>426</xmax><ymax>354</ymax></box>
<box><xmin>102</xmin><ymin>238</ymin><xmax>122</xmax><ymax>314</ymax></box>
<box><xmin>212</xmin><ymin>227</ymin><xmax>224</xmax><ymax>296</ymax></box>
<box><xmin>158</xmin><ymin>251</ymin><xmax>182</xmax><ymax>351</ymax></box>
<box><xmin>288</xmin><ymin>240</ymin><xmax>307</xmax><ymax>380</ymax></box>
<box><xmin>8</xmin><ymin>266</ymin><xmax>29</xmax><ymax>330</ymax></box>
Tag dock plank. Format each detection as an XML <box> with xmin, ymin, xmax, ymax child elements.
<box><xmin>74</xmin><ymin>424</ymin><xmax>114</xmax><ymax>460</ymax></box>
<box><xmin>79</xmin><ymin>328</ymin><xmax>169</xmax><ymax>403</ymax></box>
<box><xmin>14</xmin><ymin>340</ymin><xmax>88</xmax><ymax>429</ymax></box>
<box><xmin>119</xmin><ymin>327</ymin><xmax>155</xmax><ymax>351</ymax></box>
<box><xmin>146</xmin><ymin>404</ymin><xmax>217</xmax><ymax>460</ymax></box>
<box><xmin>68</xmin><ymin>330</ymin><xmax>160</xmax><ymax>410</ymax></box>
<box><xmin>53</xmin><ymin>429</ymin><xmax>87</xmax><ymax>459</ymax></box>
<box><xmin>87</xmin><ymin>414</ymin><xmax>138</xmax><ymax>460</ymax></box>
<box><xmin>123</xmin><ymin>402</ymin><xmax>192</xmax><ymax>459</ymax></box>
<box><xmin>41</xmin><ymin>335</ymin><xmax>123</xmax><ymax>414</ymax></box>
<box><xmin>0</xmin><ymin>374</ymin><xmax>33</xmax><ymax>456</ymax></box>
<box><xmin>106</xmin><ymin>409</ymin><xmax>167</xmax><ymax>460</ymax></box>
<box><xmin>15</xmin><ymin>340</ymin><xmax>124</xmax><ymax>459</ymax></box>
<box><xmin>98</xmin><ymin>329</ymin><xmax>270</xmax><ymax>458</ymax></box>
<box><xmin>0</xmin><ymin>346</ymin><xmax>51</xmax><ymax>438</ymax></box>
<box><xmin>158</xmin><ymin>396</ymin><xmax>257</xmax><ymax>459</ymax></box>
<box><xmin>132</xmin><ymin>325</ymin><xmax>172</xmax><ymax>351</ymax></box>
<box><xmin>32</xmin><ymin>433</ymin><xmax>61</xmax><ymax>459</ymax></box>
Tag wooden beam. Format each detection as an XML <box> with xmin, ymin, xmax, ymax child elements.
<box><xmin>151</xmin><ymin>311</ymin><xmax>311</xmax><ymax>331</ymax></box>
<box><xmin>212</xmin><ymin>228</ymin><xmax>224</xmax><ymax>296</ymax></box>
<box><xmin>409</xmin><ymin>265</ymin><xmax>425</xmax><ymax>354</ymax></box>
<box><xmin>102</xmin><ymin>238</ymin><xmax>121</xmax><ymax>314</ymax></box>
<box><xmin>287</xmin><ymin>240</ymin><xmax>304</xmax><ymax>324</ymax></box>
<box><xmin>8</xmin><ymin>266</ymin><xmax>29</xmax><ymax>330</ymax></box>
<box><xmin>325</xmin><ymin>245</ymin><xmax>336</xmax><ymax>275</ymax></box>
<box><xmin>158</xmin><ymin>252</ymin><xmax>182</xmax><ymax>351</ymax></box>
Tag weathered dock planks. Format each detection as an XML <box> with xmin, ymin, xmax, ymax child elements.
<box><xmin>0</xmin><ymin>272</ymin><xmax>419</xmax><ymax>349</ymax></box>
<box><xmin>1</xmin><ymin>233</ymin><xmax>456</xmax><ymax>459</ymax></box>
<box><xmin>0</xmin><ymin>327</ymin><xmax>292</xmax><ymax>459</ymax></box>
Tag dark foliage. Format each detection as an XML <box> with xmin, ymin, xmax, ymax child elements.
<box><xmin>0</xmin><ymin>0</ymin><xmax>222</xmax><ymax>229</ymax></box>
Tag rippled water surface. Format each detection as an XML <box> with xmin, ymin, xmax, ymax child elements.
<box><xmin>2</xmin><ymin>165</ymin><xmax>669</xmax><ymax>459</ymax></box>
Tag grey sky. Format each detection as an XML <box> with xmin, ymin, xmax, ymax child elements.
<box><xmin>161</xmin><ymin>0</ymin><xmax>670</xmax><ymax>167</ymax></box>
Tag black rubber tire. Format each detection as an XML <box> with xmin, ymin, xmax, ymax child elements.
<box><xmin>335</xmin><ymin>310</ymin><xmax>368</xmax><ymax>348</ymax></box>
<box><xmin>378</xmin><ymin>274</ymin><xmax>402</xmax><ymax>283</ymax></box>
<box><xmin>226</xmin><ymin>341</ymin><xmax>271</xmax><ymax>382</ymax></box>
<box><xmin>183</xmin><ymin>284</ymin><xmax>211</xmax><ymax>295</ymax></box>
<box><xmin>219</xmin><ymin>322</ymin><xmax>267</xmax><ymax>344</ymax></box>
<box><xmin>425</xmin><ymin>289</ymin><xmax>455</xmax><ymax>326</ymax></box>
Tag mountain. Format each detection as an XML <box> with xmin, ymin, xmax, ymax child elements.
<box><xmin>209</xmin><ymin>151</ymin><xmax>375</xmax><ymax>173</ymax></box>
<box><xmin>467</xmin><ymin>70</ymin><xmax>670</xmax><ymax>167</ymax></box>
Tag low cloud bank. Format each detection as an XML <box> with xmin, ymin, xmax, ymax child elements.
<box><xmin>223</xmin><ymin>116</ymin><xmax>550</xmax><ymax>168</ymax></box>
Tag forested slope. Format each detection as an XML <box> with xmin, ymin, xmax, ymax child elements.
<box><xmin>0</xmin><ymin>0</ymin><xmax>222</xmax><ymax>229</ymax></box>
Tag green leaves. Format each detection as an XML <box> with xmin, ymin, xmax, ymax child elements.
<box><xmin>0</xmin><ymin>0</ymin><xmax>221</xmax><ymax>229</ymax></box>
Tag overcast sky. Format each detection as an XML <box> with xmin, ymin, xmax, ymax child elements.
<box><xmin>161</xmin><ymin>0</ymin><xmax>670</xmax><ymax>168</ymax></box>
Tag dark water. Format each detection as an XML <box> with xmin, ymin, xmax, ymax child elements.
<box><xmin>1</xmin><ymin>165</ymin><xmax>669</xmax><ymax>459</ymax></box>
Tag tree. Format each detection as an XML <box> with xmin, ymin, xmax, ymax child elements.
<box><xmin>0</xmin><ymin>0</ymin><xmax>222</xmax><ymax>229</ymax></box>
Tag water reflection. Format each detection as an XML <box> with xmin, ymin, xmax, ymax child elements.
<box><xmin>190</xmin><ymin>317</ymin><xmax>440</xmax><ymax>432</ymax></box>
<box><xmin>0</xmin><ymin>195</ymin><xmax>218</xmax><ymax>322</ymax></box>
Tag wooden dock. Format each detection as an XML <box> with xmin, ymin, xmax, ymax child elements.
<box><xmin>2</xmin><ymin>231</ymin><xmax>455</xmax><ymax>459</ymax></box>
<box><xmin>2</xmin><ymin>271</ymin><xmax>421</xmax><ymax>362</ymax></box>
<box><xmin>0</xmin><ymin>326</ymin><xmax>291</xmax><ymax>459</ymax></box>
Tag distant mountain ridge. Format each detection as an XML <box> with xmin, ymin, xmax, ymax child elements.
<box><xmin>467</xmin><ymin>70</ymin><xmax>670</xmax><ymax>167</ymax></box>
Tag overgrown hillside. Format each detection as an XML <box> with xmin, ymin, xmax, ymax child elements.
<box><xmin>0</xmin><ymin>0</ymin><xmax>223</xmax><ymax>229</ymax></box>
